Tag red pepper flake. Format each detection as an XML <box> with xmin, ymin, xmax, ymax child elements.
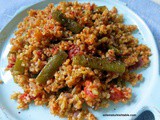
<box><xmin>109</xmin><ymin>87</ymin><xmax>124</xmax><ymax>101</ymax></box>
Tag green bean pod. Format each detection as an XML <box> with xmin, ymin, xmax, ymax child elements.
<box><xmin>108</xmin><ymin>46</ymin><xmax>121</xmax><ymax>55</ymax></box>
<box><xmin>12</xmin><ymin>58</ymin><xmax>25</xmax><ymax>83</ymax></box>
<box><xmin>96</xmin><ymin>37</ymin><xmax>109</xmax><ymax>46</ymax></box>
<box><xmin>13</xmin><ymin>58</ymin><xmax>25</xmax><ymax>75</ymax></box>
<box><xmin>72</xmin><ymin>55</ymin><xmax>125</xmax><ymax>73</ymax></box>
<box><xmin>52</xmin><ymin>10</ymin><xmax>83</xmax><ymax>33</ymax></box>
<box><xmin>94</xmin><ymin>6</ymin><xmax>107</xmax><ymax>13</ymax></box>
<box><xmin>36</xmin><ymin>51</ymin><xmax>68</xmax><ymax>84</ymax></box>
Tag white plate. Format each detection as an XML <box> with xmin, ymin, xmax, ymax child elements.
<box><xmin>0</xmin><ymin>0</ymin><xmax>160</xmax><ymax>120</ymax></box>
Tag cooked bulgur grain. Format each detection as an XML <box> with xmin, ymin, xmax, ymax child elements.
<box><xmin>6</xmin><ymin>2</ymin><xmax>151</xmax><ymax>120</ymax></box>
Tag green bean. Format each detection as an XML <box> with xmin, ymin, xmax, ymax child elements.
<box><xmin>52</xmin><ymin>10</ymin><xmax>83</xmax><ymax>33</ymax></box>
<box><xmin>12</xmin><ymin>58</ymin><xmax>25</xmax><ymax>83</ymax></box>
<box><xmin>96</xmin><ymin>37</ymin><xmax>109</xmax><ymax>46</ymax></box>
<box><xmin>52</xmin><ymin>10</ymin><xmax>67</xmax><ymax>24</ymax></box>
<box><xmin>36</xmin><ymin>51</ymin><xmax>68</xmax><ymax>84</ymax></box>
<box><xmin>72</xmin><ymin>55</ymin><xmax>125</xmax><ymax>73</ymax></box>
<box><xmin>108</xmin><ymin>46</ymin><xmax>121</xmax><ymax>55</ymax></box>
<box><xmin>94</xmin><ymin>6</ymin><xmax>107</xmax><ymax>13</ymax></box>
<box><xmin>95</xmin><ymin>37</ymin><xmax>121</xmax><ymax>55</ymax></box>
<box><xmin>13</xmin><ymin>75</ymin><xmax>18</xmax><ymax>83</ymax></box>
<box><xmin>67</xmin><ymin>19</ymin><xmax>83</xmax><ymax>33</ymax></box>
<box><xmin>13</xmin><ymin>58</ymin><xmax>25</xmax><ymax>75</ymax></box>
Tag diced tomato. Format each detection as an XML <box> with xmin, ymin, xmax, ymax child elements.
<box><xmin>12</xmin><ymin>56</ymin><xmax>16</xmax><ymax>62</ymax></box>
<box><xmin>84</xmin><ymin>81</ymin><xmax>98</xmax><ymax>98</ymax></box>
<box><xmin>70</xmin><ymin>11</ymin><xmax>75</xmax><ymax>15</ymax></box>
<box><xmin>7</xmin><ymin>63</ymin><xmax>14</xmax><ymax>69</ymax></box>
<box><xmin>20</xmin><ymin>93</ymin><xmax>28</xmax><ymax>100</ymax></box>
<box><xmin>37</xmin><ymin>50</ymin><xmax>42</xmax><ymax>56</ymax></box>
<box><xmin>90</xmin><ymin>4</ymin><xmax>95</xmax><ymax>11</ymax></box>
<box><xmin>84</xmin><ymin>87</ymin><xmax>97</xmax><ymax>98</ymax></box>
<box><xmin>7</xmin><ymin>55</ymin><xmax>16</xmax><ymax>69</ymax></box>
<box><xmin>68</xmin><ymin>44</ymin><xmax>83</xmax><ymax>59</ymax></box>
<box><xmin>51</xmin><ymin>46</ymin><xmax>59</xmax><ymax>54</ymax></box>
<box><xmin>109</xmin><ymin>87</ymin><xmax>124</xmax><ymax>101</ymax></box>
<box><xmin>30</xmin><ymin>93</ymin><xmax>42</xmax><ymax>100</ymax></box>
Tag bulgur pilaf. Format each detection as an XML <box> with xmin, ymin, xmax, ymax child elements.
<box><xmin>6</xmin><ymin>2</ymin><xmax>151</xmax><ymax>120</ymax></box>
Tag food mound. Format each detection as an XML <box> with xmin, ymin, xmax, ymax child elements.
<box><xmin>6</xmin><ymin>2</ymin><xmax>151</xmax><ymax>120</ymax></box>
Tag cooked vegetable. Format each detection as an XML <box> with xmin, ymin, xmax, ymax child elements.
<box><xmin>72</xmin><ymin>55</ymin><xmax>125</xmax><ymax>73</ymax></box>
<box><xmin>12</xmin><ymin>58</ymin><xmax>25</xmax><ymax>83</ymax></box>
<box><xmin>52</xmin><ymin>10</ymin><xmax>83</xmax><ymax>33</ymax></box>
<box><xmin>96</xmin><ymin>37</ymin><xmax>121</xmax><ymax>55</ymax></box>
<box><xmin>13</xmin><ymin>58</ymin><xmax>25</xmax><ymax>75</ymax></box>
<box><xmin>94</xmin><ymin>6</ymin><xmax>107</xmax><ymax>13</ymax></box>
<box><xmin>36</xmin><ymin>51</ymin><xmax>68</xmax><ymax>84</ymax></box>
<box><xmin>96</xmin><ymin>37</ymin><xmax>109</xmax><ymax>46</ymax></box>
<box><xmin>108</xmin><ymin>46</ymin><xmax>121</xmax><ymax>55</ymax></box>
<box><xmin>52</xmin><ymin>10</ymin><xmax>66</xmax><ymax>24</ymax></box>
<box><xmin>84</xmin><ymin>81</ymin><xmax>98</xmax><ymax>98</ymax></box>
<box><xmin>13</xmin><ymin>76</ymin><xmax>18</xmax><ymax>83</ymax></box>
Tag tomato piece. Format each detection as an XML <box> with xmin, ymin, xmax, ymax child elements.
<box><xmin>109</xmin><ymin>87</ymin><xmax>124</xmax><ymax>101</ymax></box>
<box><xmin>84</xmin><ymin>87</ymin><xmax>97</xmax><ymax>98</ymax></box>
<box><xmin>84</xmin><ymin>81</ymin><xmax>98</xmax><ymax>98</ymax></box>
<box><xmin>68</xmin><ymin>44</ymin><xmax>82</xmax><ymax>59</ymax></box>
<box><xmin>20</xmin><ymin>93</ymin><xmax>28</xmax><ymax>100</ymax></box>
<box><xmin>51</xmin><ymin>46</ymin><xmax>59</xmax><ymax>55</ymax></box>
<box><xmin>12</xmin><ymin>56</ymin><xmax>16</xmax><ymax>62</ymax></box>
<box><xmin>37</xmin><ymin>50</ymin><xmax>42</xmax><ymax>56</ymax></box>
<box><xmin>30</xmin><ymin>93</ymin><xmax>42</xmax><ymax>100</ymax></box>
<box><xmin>7</xmin><ymin>63</ymin><xmax>14</xmax><ymax>69</ymax></box>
